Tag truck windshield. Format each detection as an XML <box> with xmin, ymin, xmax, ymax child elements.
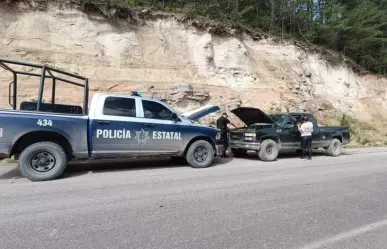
<box><xmin>268</xmin><ymin>114</ymin><xmax>287</xmax><ymax>126</ymax></box>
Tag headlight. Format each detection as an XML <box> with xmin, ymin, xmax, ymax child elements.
<box><xmin>244</xmin><ymin>133</ymin><xmax>256</xmax><ymax>141</ymax></box>
<box><xmin>216</xmin><ymin>132</ymin><xmax>221</xmax><ymax>140</ymax></box>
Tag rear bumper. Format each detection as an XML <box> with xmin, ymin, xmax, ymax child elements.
<box><xmin>230</xmin><ymin>141</ymin><xmax>261</xmax><ymax>150</ymax></box>
<box><xmin>342</xmin><ymin>137</ymin><xmax>351</xmax><ymax>145</ymax></box>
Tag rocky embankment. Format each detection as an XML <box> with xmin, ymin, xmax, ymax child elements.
<box><xmin>1</xmin><ymin>1</ymin><xmax>387</xmax><ymax>146</ymax></box>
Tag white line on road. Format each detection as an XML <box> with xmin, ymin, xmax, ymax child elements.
<box><xmin>296</xmin><ymin>218</ymin><xmax>387</xmax><ymax>249</ymax></box>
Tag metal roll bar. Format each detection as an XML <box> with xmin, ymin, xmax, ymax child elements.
<box><xmin>0</xmin><ymin>58</ymin><xmax>89</xmax><ymax>115</ymax></box>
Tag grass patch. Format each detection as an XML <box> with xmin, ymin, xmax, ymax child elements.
<box><xmin>323</xmin><ymin>114</ymin><xmax>384</xmax><ymax>146</ymax></box>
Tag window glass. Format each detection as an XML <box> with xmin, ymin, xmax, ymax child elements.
<box><xmin>103</xmin><ymin>97</ymin><xmax>136</xmax><ymax>117</ymax></box>
<box><xmin>142</xmin><ymin>100</ymin><xmax>173</xmax><ymax>120</ymax></box>
<box><xmin>291</xmin><ymin>115</ymin><xmax>301</xmax><ymax>123</ymax></box>
<box><xmin>285</xmin><ymin>115</ymin><xmax>302</xmax><ymax>126</ymax></box>
<box><xmin>268</xmin><ymin>114</ymin><xmax>287</xmax><ymax>125</ymax></box>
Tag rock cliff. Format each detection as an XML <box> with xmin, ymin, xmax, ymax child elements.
<box><xmin>1</xmin><ymin>1</ymin><xmax>387</xmax><ymax>145</ymax></box>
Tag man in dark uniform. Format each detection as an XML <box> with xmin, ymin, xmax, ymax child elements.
<box><xmin>216</xmin><ymin>112</ymin><xmax>237</xmax><ymax>158</ymax></box>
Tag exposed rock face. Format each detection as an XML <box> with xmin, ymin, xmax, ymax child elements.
<box><xmin>0</xmin><ymin>1</ymin><xmax>387</xmax><ymax>144</ymax></box>
<box><xmin>148</xmin><ymin>83</ymin><xmax>210</xmax><ymax>112</ymax></box>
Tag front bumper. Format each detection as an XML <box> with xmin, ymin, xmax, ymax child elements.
<box><xmin>230</xmin><ymin>141</ymin><xmax>261</xmax><ymax>150</ymax></box>
<box><xmin>215</xmin><ymin>144</ymin><xmax>224</xmax><ymax>156</ymax></box>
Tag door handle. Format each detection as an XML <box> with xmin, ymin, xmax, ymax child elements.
<box><xmin>98</xmin><ymin>120</ymin><xmax>111</xmax><ymax>125</ymax></box>
<box><xmin>145</xmin><ymin>123</ymin><xmax>155</xmax><ymax>127</ymax></box>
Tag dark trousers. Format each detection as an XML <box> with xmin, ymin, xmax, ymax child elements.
<box><xmin>221</xmin><ymin>130</ymin><xmax>228</xmax><ymax>155</ymax></box>
<box><xmin>301</xmin><ymin>135</ymin><xmax>312</xmax><ymax>159</ymax></box>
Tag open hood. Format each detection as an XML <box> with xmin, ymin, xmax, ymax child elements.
<box><xmin>181</xmin><ymin>105</ymin><xmax>220</xmax><ymax>121</ymax></box>
<box><xmin>231</xmin><ymin>107</ymin><xmax>275</xmax><ymax>126</ymax></box>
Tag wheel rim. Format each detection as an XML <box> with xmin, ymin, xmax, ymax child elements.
<box><xmin>333</xmin><ymin>141</ymin><xmax>340</xmax><ymax>152</ymax></box>
<box><xmin>30</xmin><ymin>151</ymin><xmax>56</xmax><ymax>172</ymax></box>
<box><xmin>194</xmin><ymin>146</ymin><xmax>208</xmax><ymax>162</ymax></box>
<box><xmin>266</xmin><ymin>145</ymin><xmax>273</xmax><ymax>155</ymax></box>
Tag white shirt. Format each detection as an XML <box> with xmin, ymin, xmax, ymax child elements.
<box><xmin>299</xmin><ymin>121</ymin><xmax>313</xmax><ymax>136</ymax></box>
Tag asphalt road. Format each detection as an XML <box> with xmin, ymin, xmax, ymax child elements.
<box><xmin>1</xmin><ymin>147</ymin><xmax>387</xmax><ymax>249</ymax></box>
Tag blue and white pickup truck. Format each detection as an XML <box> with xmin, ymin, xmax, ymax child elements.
<box><xmin>0</xmin><ymin>58</ymin><xmax>223</xmax><ymax>181</ymax></box>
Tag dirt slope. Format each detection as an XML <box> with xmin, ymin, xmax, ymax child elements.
<box><xmin>1</xmin><ymin>2</ymin><xmax>387</xmax><ymax>145</ymax></box>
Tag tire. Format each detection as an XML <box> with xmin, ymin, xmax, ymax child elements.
<box><xmin>185</xmin><ymin>140</ymin><xmax>215</xmax><ymax>168</ymax></box>
<box><xmin>258</xmin><ymin>139</ymin><xmax>279</xmax><ymax>161</ymax></box>
<box><xmin>18</xmin><ymin>142</ymin><xmax>67</xmax><ymax>182</ymax></box>
<box><xmin>326</xmin><ymin>138</ymin><xmax>342</xmax><ymax>157</ymax></box>
<box><xmin>231</xmin><ymin>148</ymin><xmax>247</xmax><ymax>157</ymax></box>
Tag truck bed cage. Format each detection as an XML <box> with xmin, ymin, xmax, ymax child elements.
<box><xmin>0</xmin><ymin>58</ymin><xmax>89</xmax><ymax>115</ymax></box>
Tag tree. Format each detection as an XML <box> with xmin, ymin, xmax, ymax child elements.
<box><xmin>82</xmin><ymin>0</ymin><xmax>387</xmax><ymax>74</ymax></box>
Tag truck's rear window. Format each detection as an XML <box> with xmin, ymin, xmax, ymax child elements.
<box><xmin>103</xmin><ymin>97</ymin><xmax>136</xmax><ymax>117</ymax></box>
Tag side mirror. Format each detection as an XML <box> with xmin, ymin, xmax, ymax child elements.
<box><xmin>284</xmin><ymin>123</ymin><xmax>294</xmax><ymax>129</ymax></box>
<box><xmin>171</xmin><ymin>113</ymin><xmax>180</xmax><ymax>122</ymax></box>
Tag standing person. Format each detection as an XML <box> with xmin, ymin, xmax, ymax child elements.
<box><xmin>216</xmin><ymin>112</ymin><xmax>237</xmax><ymax>158</ymax></box>
<box><xmin>298</xmin><ymin>116</ymin><xmax>314</xmax><ymax>160</ymax></box>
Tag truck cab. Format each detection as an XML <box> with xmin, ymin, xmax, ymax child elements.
<box><xmin>88</xmin><ymin>93</ymin><xmax>223</xmax><ymax>159</ymax></box>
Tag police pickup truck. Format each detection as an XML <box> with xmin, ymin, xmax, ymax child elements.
<box><xmin>229</xmin><ymin>107</ymin><xmax>351</xmax><ymax>161</ymax></box>
<box><xmin>0</xmin><ymin>58</ymin><xmax>223</xmax><ymax>181</ymax></box>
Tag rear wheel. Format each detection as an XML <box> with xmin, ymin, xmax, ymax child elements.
<box><xmin>186</xmin><ymin>140</ymin><xmax>215</xmax><ymax>168</ymax></box>
<box><xmin>18</xmin><ymin>142</ymin><xmax>67</xmax><ymax>181</ymax></box>
<box><xmin>231</xmin><ymin>148</ymin><xmax>247</xmax><ymax>157</ymax></box>
<box><xmin>258</xmin><ymin>139</ymin><xmax>279</xmax><ymax>161</ymax></box>
<box><xmin>326</xmin><ymin>138</ymin><xmax>342</xmax><ymax>157</ymax></box>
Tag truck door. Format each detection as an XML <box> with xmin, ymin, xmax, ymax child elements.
<box><xmin>282</xmin><ymin>114</ymin><xmax>302</xmax><ymax>148</ymax></box>
<box><xmin>90</xmin><ymin>96</ymin><xmax>143</xmax><ymax>157</ymax></box>
<box><xmin>138</xmin><ymin>99</ymin><xmax>184</xmax><ymax>155</ymax></box>
<box><xmin>306</xmin><ymin>114</ymin><xmax>321</xmax><ymax>148</ymax></box>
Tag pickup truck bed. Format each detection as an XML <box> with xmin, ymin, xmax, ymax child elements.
<box><xmin>0</xmin><ymin>109</ymin><xmax>89</xmax><ymax>160</ymax></box>
<box><xmin>19</xmin><ymin>101</ymin><xmax>84</xmax><ymax>114</ymax></box>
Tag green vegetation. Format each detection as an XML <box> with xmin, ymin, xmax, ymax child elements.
<box><xmin>79</xmin><ymin>0</ymin><xmax>387</xmax><ymax>75</ymax></box>
<box><xmin>324</xmin><ymin>114</ymin><xmax>386</xmax><ymax>146</ymax></box>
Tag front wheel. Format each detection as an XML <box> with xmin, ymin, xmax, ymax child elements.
<box><xmin>186</xmin><ymin>140</ymin><xmax>215</xmax><ymax>168</ymax></box>
<box><xmin>258</xmin><ymin>139</ymin><xmax>279</xmax><ymax>161</ymax></box>
<box><xmin>18</xmin><ymin>142</ymin><xmax>67</xmax><ymax>182</ymax></box>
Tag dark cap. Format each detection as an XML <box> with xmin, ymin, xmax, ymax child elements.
<box><xmin>222</xmin><ymin>112</ymin><xmax>228</xmax><ymax>117</ymax></box>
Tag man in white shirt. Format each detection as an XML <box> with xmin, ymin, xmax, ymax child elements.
<box><xmin>298</xmin><ymin>116</ymin><xmax>314</xmax><ymax>160</ymax></box>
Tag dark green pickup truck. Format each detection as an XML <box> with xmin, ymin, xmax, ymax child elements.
<box><xmin>228</xmin><ymin>107</ymin><xmax>351</xmax><ymax>161</ymax></box>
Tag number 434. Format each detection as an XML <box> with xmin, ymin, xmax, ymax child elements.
<box><xmin>37</xmin><ymin>119</ymin><xmax>53</xmax><ymax>126</ymax></box>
